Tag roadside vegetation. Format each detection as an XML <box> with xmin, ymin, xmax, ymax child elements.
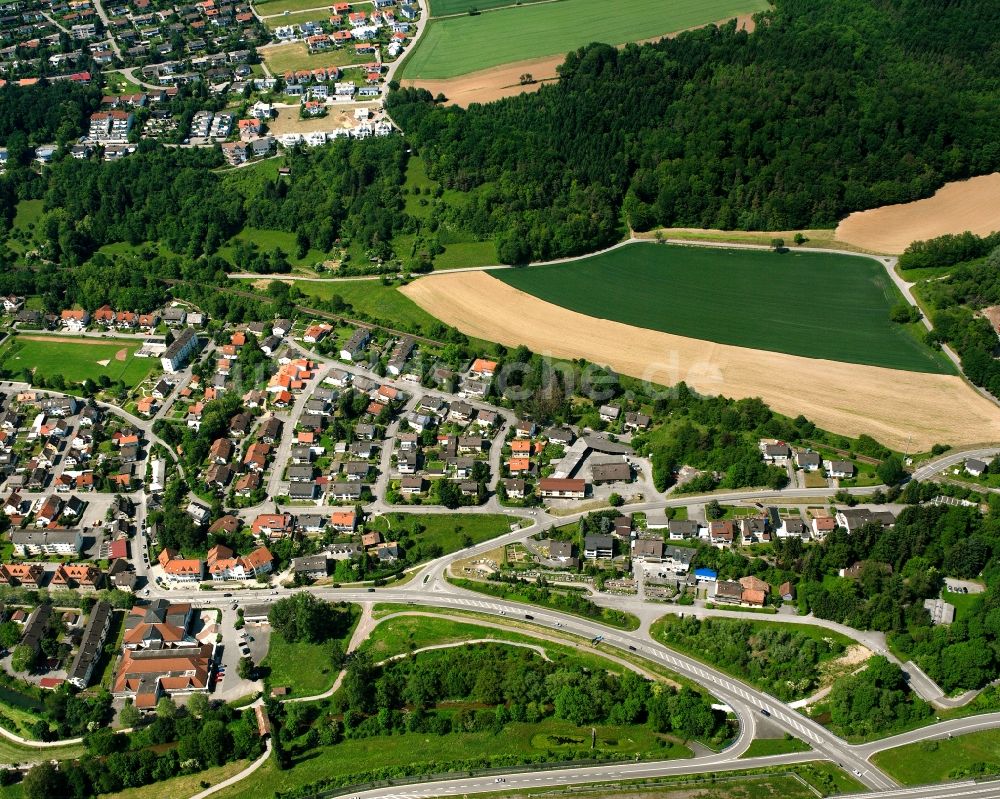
<box><xmin>872</xmin><ymin>728</ymin><xmax>1000</xmax><ymax>784</ymax></box>
<box><xmin>650</xmin><ymin>617</ymin><xmax>851</xmax><ymax>701</ymax></box>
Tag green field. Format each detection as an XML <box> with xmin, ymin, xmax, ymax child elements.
<box><xmin>872</xmin><ymin>729</ymin><xmax>1000</xmax><ymax>784</ymax></box>
<box><xmin>0</xmin><ymin>335</ymin><xmax>157</xmax><ymax>388</ymax></box>
<box><xmin>261</xmin><ymin>603</ymin><xmax>360</xmax><ymax>699</ymax></box>
<box><xmin>220</xmin><ymin>227</ymin><xmax>330</xmax><ymax>268</ymax></box>
<box><xmin>262</xmin><ymin>41</ymin><xmax>373</xmax><ymax>74</ymax></box>
<box><xmin>369</xmin><ymin>512</ymin><xmax>515</xmax><ymax>552</ymax></box>
<box><xmin>430</xmin><ymin>0</ymin><xmax>549</xmax><ymax>16</ymax></box>
<box><xmin>401</xmin><ymin>0</ymin><xmax>770</xmax><ymax>79</ymax></box>
<box><xmin>258</xmin><ymin>278</ymin><xmax>442</xmax><ymax>333</ymax></box>
<box><xmin>254</xmin><ymin>0</ymin><xmax>371</xmax><ymax>15</ymax></box>
<box><xmin>739</xmin><ymin>736</ymin><xmax>812</xmax><ymax>758</ymax></box>
<box><xmin>214</xmin><ymin>718</ymin><xmax>690</xmax><ymax>799</ymax></box>
<box><xmin>496</xmin><ymin>243</ymin><xmax>953</xmax><ymax>373</ymax></box>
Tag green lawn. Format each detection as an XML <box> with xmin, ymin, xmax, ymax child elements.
<box><xmin>873</xmin><ymin>728</ymin><xmax>1000</xmax><ymax>784</ymax></box>
<box><xmin>362</xmin><ymin>614</ymin><xmax>624</xmax><ymax>669</ymax></box>
<box><xmin>739</xmin><ymin>736</ymin><xmax>812</xmax><ymax>758</ymax></box>
<box><xmin>261</xmin><ymin>605</ymin><xmax>360</xmax><ymax>698</ymax></box>
<box><xmin>263</xmin><ymin>41</ymin><xmax>373</xmax><ymax>74</ymax></box>
<box><xmin>376</xmin><ymin>511</ymin><xmax>514</xmax><ymax>553</ymax></box>
<box><xmin>256</xmin><ymin>278</ymin><xmax>442</xmax><ymax>333</ymax></box>
<box><xmin>214</xmin><ymin>718</ymin><xmax>691</xmax><ymax>799</ymax></box>
<box><xmin>401</xmin><ymin>0</ymin><xmax>770</xmax><ymax>78</ymax></box>
<box><xmin>6</xmin><ymin>199</ymin><xmax>44</xmax><ymax>254</ymax></box>
<box><xmin>100</xmin><ymin>760</ymin><xmax>251</xmax><ymax>799</ymax></box>
<box><xmin>942</xmin><ymin>589</ymin><xmax>982</xmax><ymax>622</ymax></box>
<box><xmin>0</xmin><ymin>735</ymin><xmax>84</xmax><ymax>765</ymax></box>
<box><xmin>496</xmin><ymin>243</ymin><xmax>953</xmax><ymax>373</ymax></box>
<box><xmin>0</xmin><ymin>335</ymin><xmax>156</xmax><ymax>388</ymax></box>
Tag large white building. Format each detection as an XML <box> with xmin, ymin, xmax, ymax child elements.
<box><xmin>161</xmin><ymin>327</ymin><xmax>199</xmax><ymax>372</ymax></box>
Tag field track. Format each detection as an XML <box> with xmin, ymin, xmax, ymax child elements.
<box><xmin>401</xmin><ymin>271</ymin><xmax>1000</xmax><ymax>450</ymax></box>
<box><xmin>835</xmin><ymin>173</ymin><xmax>1000</xmax><ymax>254</ymax></box>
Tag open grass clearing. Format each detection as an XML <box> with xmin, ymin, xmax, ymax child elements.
<box><xmin>0</xmin><ymin>334</ymin><xmax>156</xmax><ymax>388</ymax></box>
<box><xmin>254</xmin><ymin>0</ymin><xmax>370</xmax><ymax>15</ymax></box>
<box><xmin>246</xmin><ymin>276</ymin><xmax>442</xmax><ymax>334</ymax></box>
<box><xmin>495</xmin><ymin>243</ymin><xmax>951</xmax><ymax>373</ymax></box>
<box><xmin>214</xmin><ymin>718</ymin><xmax>691</xmax><ymax>799</ymax></box>
<box><xmin>0</xmin><ymin>734</ymin><xmax>85</xmax><ymax>764</ymax></box>
<box><xmin>261</xmin><ymin>603</ymin><xmax>360</xmax><ymax>697</ymax></box>
<box><xmin>400</xmin><ymin>0</ymin><xmax>769</xmax><ymax>79</ymax></box>
<box><xmin>872</xmin><ymin>728</ymin><xmax>1000</xmax><ymax>785</ymax></box>
<box><xmin>219</xmin><ymin>227</ymin><xmax>331</xmax><ymax>268</ymax></box>
<box><xmin>100</xmin><ymin>759</ymin><xmax>251</xmax><ymax>799</ymax></box>
<box><xmin>372</xmin><ymin>511</ymin><xmax>515</xmax><ymax>553</ymax></box>
<box><xmin>261</xmin><ymin>41</ymin><xmax>372</xmax><ymax>74</ymax></box>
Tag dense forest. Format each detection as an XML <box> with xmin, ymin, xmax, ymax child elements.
<box><xmin>388</xmin><ymin>0</ymin><xmax>1000</xmax><ymax>261</ymax></box>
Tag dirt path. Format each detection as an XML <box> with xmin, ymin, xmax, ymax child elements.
<box><xmin>835</xmin><ymin>173</ymin><xmax>1000</xmax><ymax>254</ymax></box>
<box><xmin>401</xmin><ymin>271</ymin><xmax>1000</xmax><ymax>450</ymax></box>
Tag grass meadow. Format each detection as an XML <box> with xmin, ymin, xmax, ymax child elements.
<box><xmin>496</xmin><ymin>243</ymin><xmax>954</xmax><ymax>373</ymax></box>
<box><xmin>872</xmin><ymin>728</ymin><xmax>1000</xmax><ymax>784</ymax></box>
<box><xmin>0</xmin><ymin>335</ymin><xmax>156</xmax><ymax>387</ymax></box>
<box><xmin>401</xmin><ymin>0</ymin><xmax>770</xmax><ymax>78</ymax></box>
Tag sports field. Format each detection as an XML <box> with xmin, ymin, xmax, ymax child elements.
<box><xmin>0</xmin><ymin>335</ymin><xmax>155</xmax><ymax>387</ymax></box>
<box><xmin>400</xmin><ymin>0</ymin><xmax>769</xmax><ymax>79</ymax></box>
<box><xmin>496</xmin><ymin>243</ymin><xmax>951</xmax><ymax>373</ymax></box>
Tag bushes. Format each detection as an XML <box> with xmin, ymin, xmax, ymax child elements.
<box><xmin>825</xmin><ymin>657</ymin><xmax>931</xmax><ymax>738</ymax></box>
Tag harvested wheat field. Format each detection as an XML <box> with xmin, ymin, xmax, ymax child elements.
<box><xmin>401</xmin><ymin>55</ymin><xmax>560</xmax><ymax>107</ymax></box>
<box><xmin>836</xmin><ymin>173</ymin><xmax>1000</xmax><ymax>254</ymax></box>
<box><xmin>402</xmin><ymin>271</ymin><xmax>1000</xmax><ymax>450</ymax></box>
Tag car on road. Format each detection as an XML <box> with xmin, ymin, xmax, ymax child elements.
<box><xmin>494</xmin><ymin>778</ymin><xmax>505</xmax><ymax>783</ymax></box>
<box><xmin>852</xmin><ymin>769</ymin><xmax>862</xmax><ymax>777</ymax></box>
<box><xmin>628</xmin><ymin>645</ymin><xmax>637</xmax><ymax>651</ymax></box>
<box><xmin>524</xmin><ymin>614</ymin><xmax>533</xmax><ymax>620</ymax></box>
<box><xmin>759</xmin><ymin>707</ymin><xmax>770</xmax><ymax>716</ymax></box>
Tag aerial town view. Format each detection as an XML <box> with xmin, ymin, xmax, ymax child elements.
<box><xmin>0</xmin><ymin>1</ymin><xmax>999</xmax><ymax>799</ymax></box>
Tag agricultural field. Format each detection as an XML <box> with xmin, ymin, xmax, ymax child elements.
<box><xmin>496</xmin><ymin>243</ymin><xmax>950</xmax><ymax>373</ymax></box>
<box><xmin>430</xmin><ymin>0</ymin><xmax>550</xmax><ymax>15</ymax></box>
<box><xmin>835</xmin><ymin>173</ymin><xmax>1000</xmax><ymax>255</ymax></box>
<box><xmin>400</xmin><ymin>0</ymin><xmax>769</xmax><ymax>79</ymax></box>
<box><xmin>401</xmin><ymin>267</ymin><xmax>1000</xmax><ymax>450</ymax></box>
<box><xmin>0</xmin><ymin>335</ymin><xmax>156</xmax><ymax>388</ymax></box>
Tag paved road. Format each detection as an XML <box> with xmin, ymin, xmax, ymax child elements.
<box><xmin>912</xmin><ymin>448</ymin><xmax>1000</xmax><ymax>481</ymax></box>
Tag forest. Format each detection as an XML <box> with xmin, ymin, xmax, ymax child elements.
<box><xmin>388</xmin><ymin>0</ymin><xmax>1000</xmax><ymax>262</ymax></box>
<box><xmin>325</xmin><ymin>644</ymin><xmax>719</xmax><ymax>741</ymax></box>
<box><xmin>903</xmin><ymin>235</ymin><xmax>1000</xmax><ymax>401</ymax></box>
